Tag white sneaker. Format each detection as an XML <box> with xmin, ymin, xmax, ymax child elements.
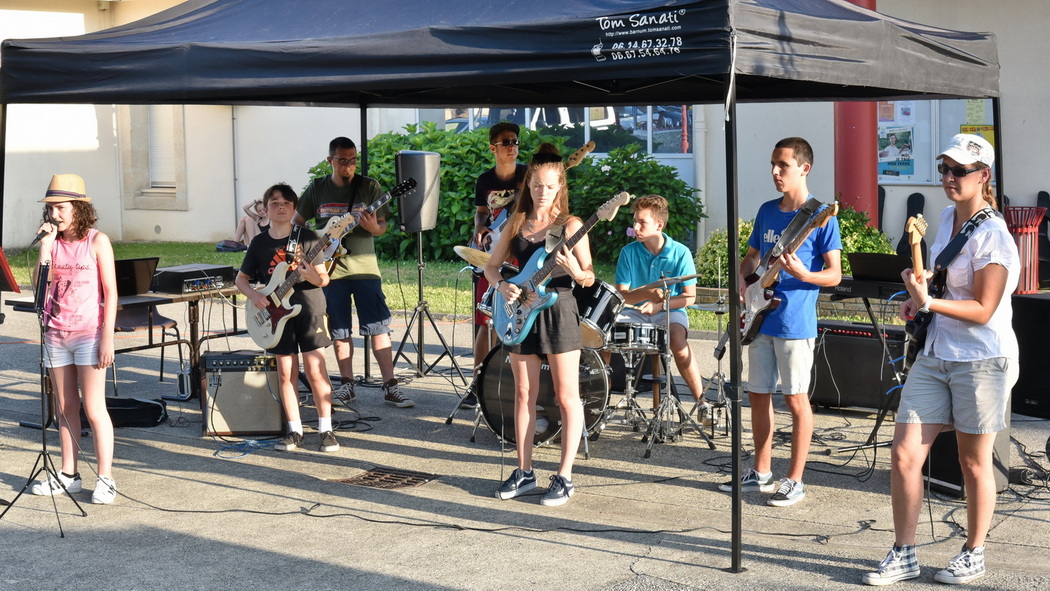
<box><xmin>30</xmin><ymin>471</ymin><xmax>82</xmax><ymax>496</ymax></box>
<box><xmin>91</xmin><ymin>475</ymin><xmax>118</xmax><ymax>504</ymax></box>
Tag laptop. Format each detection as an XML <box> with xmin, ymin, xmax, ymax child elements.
<box><xmin>847</xmin><ymin>252</ymin><xmax>911</xmax><ymax>283</ymax></box>
<box><xmin>114</xmin><ymin>257</ymin><xmax>160</xmax><ymax>296</ymax></box>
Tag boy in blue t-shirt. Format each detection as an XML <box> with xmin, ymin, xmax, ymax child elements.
<box><xmin>721</xmin><ymin>137</ymin><xmax>842</xmax><ymax>507</ymax></box>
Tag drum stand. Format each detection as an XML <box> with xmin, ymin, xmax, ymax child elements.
<box><xmin>600</xmin><ymin>349</ymin><xmax>651</xmax><ymax>433</ymax></box>
<box><xmin>641</xmin><ymin>290</ymin><xmax>716</xmax><ymax>458</ymax></box>
<box><xmin>697</xmin><ymin>299</ymin><xmax>731</xmax><ymax>438</ymax></box>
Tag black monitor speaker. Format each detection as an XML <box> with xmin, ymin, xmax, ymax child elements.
<box><xmin>396</xmin><ymin>150</ymin><xmax>440</xmax><ymax>233</ymax></box>
<box><xmin>923</xmin><ymin>423</ymin><xmax>1011</xmax><ymax>499</ymax></box>
<box><xmin>1011</xmin><ymin>293</ymin><xmax>1050</xmax><ymax>418</ymax></box>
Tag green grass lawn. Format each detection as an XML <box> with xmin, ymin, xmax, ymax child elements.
<box><xmin>5</xmin><ymin>241</ymin><xmax>732</xmax><ymax>332</ymax></box>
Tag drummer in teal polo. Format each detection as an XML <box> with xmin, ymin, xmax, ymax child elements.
<box><xmin>613</xmin><ymin>194</ymin><xmax>712</xmax><ymax>423</ymax></box>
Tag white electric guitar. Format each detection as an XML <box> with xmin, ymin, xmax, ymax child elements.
<box><xmin>246</xmin><ymin>179</ymin><xmax>416</xmax><ymax>349</ymax></box>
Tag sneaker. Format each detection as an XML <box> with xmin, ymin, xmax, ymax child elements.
<box><xmin>91</xmin><ymin>475</ymin><xmax>118</xmax><ymax>505</ymax></box>
<box><xmin>383</xmin><ymin>380</ymin><xmax>415</xmax><ymax>408</ymax></box>
<box><xmin>695</xmin><ymin>402</ymin><xmax>715</xmax><ymax>427</ymax></box>
<box><xmin>275</xmin><ymin>431</ymin><xmax>303</xmax><ymax>451</ymax></box>
<box><xmin>333</xmin><ymin>380</ymin><xmax>356</xmax><ymax>407</ymax></box>
<box><xmin>718</xmin><ymin>468</ymin><xmax>776</xmax><ymax>493</ymax></box>
<box><xmin>540</xmin><ymin>474</ymin><xmax>575</xmax><ymax>507</ymax></box>
<box><xmin>863</xmin><ymin>545</ymin><xmax>920</xmax><ymax>586</ymax></box>
<box><xmin>495</xmin><ymin>468</ymin><xmax>537</xmax><ymax>500</ymax></box>
<box><xmin>318</xmin><ymin>430</ymin><xmax>340</xmax><ymax>452</ymax></box>
<box><xmin>934</xmin><ymin>545</ymin><xmax>986</xmax><ymax>585</ymax></box>
<box><xmin>767</xmin><ymin>478</ymin><xmax>805</xmax><ymax>507</ymax></box>
<box><xmin>459</xmin><ymin>378</ymin><xmax>479</xmax><ymax>409</ymax></box>
<box><xmin>30</xmin><ymin>471</ymin><xmax>82</xmax><ymax>496</ymax></box>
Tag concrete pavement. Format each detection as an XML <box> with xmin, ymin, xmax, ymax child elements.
<box><xmin>1</xmin><ymin>297</ymin><xmax>1048</xmax><ymax>590</ymax></box>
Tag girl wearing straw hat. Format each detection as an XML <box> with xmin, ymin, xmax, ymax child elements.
<box><xmin>29</xmin><ymin>174</ymin><xmax>119</xmax><ymax>505</ymax></box>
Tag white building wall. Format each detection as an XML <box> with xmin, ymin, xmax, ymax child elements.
<box><xmin>3</xmin><ymin>0</ymin><xmax>1048</xmax><ymax>250</ymax></box>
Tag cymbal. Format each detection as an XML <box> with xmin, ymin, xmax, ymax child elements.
<box><xmin>453</xmin><ymin>245</ymin><xmax>490</xmax><ymax>269</ymax></box>
<box><xmin>635</xmin><ymin>273</ymin><xmax>701</xmax><ymax>292</ymax></box>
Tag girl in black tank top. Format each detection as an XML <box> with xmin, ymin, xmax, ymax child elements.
<box><xmin>482</xmin><ymin>144</ymin><xmax>595</xmax><ymax>506</ymax></box>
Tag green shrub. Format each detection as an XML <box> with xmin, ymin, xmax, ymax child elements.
<box><xmin>569</xmin><ymin>143</ymin><xmax>703</xmax><ymax>262</ymax></box>
<box><xmin>693</xmin><ymin>203</ymin><xmax>893</xmax><ymax>287</ymax></box>
<box><xmin>306</xmin><ymin>124</ymin><xmax>701</xmax><ymax>262</ymax></box>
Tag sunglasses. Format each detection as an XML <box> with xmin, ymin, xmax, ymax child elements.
<box><xmin>492</xmin><ymin>139</ymin><xmax>520</xmax><ymax>147</ymax></box>
<box><xmin>331</xmin><ymin>157</ymin><xmax>358</xmax><ymax>167</ymax></box>
<box><xmin>937</xmin><ymin>163</ymin><xmax>982</xmax><ymax>178</ymax></box>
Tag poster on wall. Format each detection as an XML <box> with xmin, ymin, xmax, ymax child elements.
<box><xmin>878</xmin><ymin>126</ymin><xmax>914</xmax><ymax>178</ymax></box>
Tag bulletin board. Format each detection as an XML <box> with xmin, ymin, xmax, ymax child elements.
<box><xmin>877</xmin><ymin>99</ymin><xmax>995</xmax><ymax>185</ymax></box>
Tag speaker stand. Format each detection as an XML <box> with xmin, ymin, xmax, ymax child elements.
<box><xmin>393</xmin><ymin>232</ymin><xmax>469</xmax><ymax>384</ymax></box>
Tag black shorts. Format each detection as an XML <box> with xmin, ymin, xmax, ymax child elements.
<box><xmin>268</xmin><ymin>313</ymin><xmax>332</xmax><ymax>356</ymax></box>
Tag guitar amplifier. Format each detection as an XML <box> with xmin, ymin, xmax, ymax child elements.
<box><xmin>810</xmin><ymin>320</ymin><xmax>905</xmax><ymax>410</ymax></box>
<box><xmin>153</xmin><ymin>263</ymin><xmax>236</xmax><ymax>294</ymax></box>
<box><xmin>202</xmin><ymin>350</ymin><xmax>283</xmax><ymax>436</ymax></box>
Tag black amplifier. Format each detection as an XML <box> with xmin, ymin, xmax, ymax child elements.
<box><xmin>810</xmin><ymin>320</ymin><xmax>906</xmax><ymax>410</ymax></box>
<box><xmin>203</xmin><ymin>350</ymin><xmax>277</xmax><ymax>372</ymax></box>
<box><xmin>152</xmin><ymin>263</ymin><xmax>236</xmax><ymax>294</ymax></box>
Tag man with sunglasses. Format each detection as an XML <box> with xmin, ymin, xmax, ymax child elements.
<box><xmin>462</xmin><ymin>122</ymin><xmax>528</xmax><ymax>409</ymax></box>
<box><xmin>294</xmin><ymin>136</ymin><xmax>414</xmax><ymax>410</ymax></box>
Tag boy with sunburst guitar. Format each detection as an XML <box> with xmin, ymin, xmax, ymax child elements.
<box><xmin>235</xmin><ymin>183</ymin><xmax>339</xmax><ymax>453</ymax></box>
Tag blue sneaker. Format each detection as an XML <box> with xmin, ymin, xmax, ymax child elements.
<box><xmin>863</xmin><ymin>545</ymin><xmax>920</xmax><ymax>585</ymax></box>
<box><xmin>934</xmin><ymin>545</ymin><xmax>985</xmax><ymax>585</ymax></box>
<box><xmin>718</xmin><ymin>468</ymin><xmax>775</xmax><ymax>493</ymax></box>
<box><xmin>540</xmin><ymin>474</ymin><xmax>575</xmax><ymax>507</ymax></box>
<box><xmin>767</xmin><ymin>478</ymin><xmax>805</xmax><ymax>506</ymax></box>
<box><xmin>496</xmin><ymin>469</ymin><xmax>536</xmax><ymax>500</ymax></box>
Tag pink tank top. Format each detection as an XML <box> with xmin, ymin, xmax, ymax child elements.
<box><xmin>45</xmin><ymin>229</ymin><xmax>103</xmax><ymax>332</ymax></box>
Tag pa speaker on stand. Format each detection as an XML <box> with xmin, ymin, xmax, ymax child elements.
<box><xmin>391</xmin><ymin>151</ymin><xmax>469</xmax><ymax>384</ymax></box>
<box><xmin>396</xmin><ymin>150</ymin><xmax>440</xmax><ymax>234</ymax></box>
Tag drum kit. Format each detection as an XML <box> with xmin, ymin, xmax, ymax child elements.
<box><xmin>454</xmin><ymin>245</ymin><xmax>726</xmax><ymax>457</ymax></box>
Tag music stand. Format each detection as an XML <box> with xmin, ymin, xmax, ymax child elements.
<box><xmin>0</xmin><ymin>246</ymin><xmax>20</xmax><ymax>326</ymax></box>
<box><xmin>0</xmin><ymin>261</ymin><xmax>88</xmax><ymax>533</ymax></box>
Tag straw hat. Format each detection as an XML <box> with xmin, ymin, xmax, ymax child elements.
<box><xmin>40</xmin><ymin>174</ymin><xmax>90</xmax><ymax>203</ymax></box>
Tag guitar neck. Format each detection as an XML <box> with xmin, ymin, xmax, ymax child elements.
<box><xmin>760</xmin><ymin>224</ymin><xmax>814</xmax><ymax>287</ymax></box>
<box><xmin>531</xmin><ymin>213</ymin><xmax>597</xmax><ymax>284</ymax></box>
<box><xmin>911</xmin><ymin>241</ymin><xmax>923</xmax><ymax>275</ymax></box>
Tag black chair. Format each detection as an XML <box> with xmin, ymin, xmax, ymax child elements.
<box><xmin>110</xmin><ymin>306</ymin><xmax>185</xmax><ymax>396</ymax></box>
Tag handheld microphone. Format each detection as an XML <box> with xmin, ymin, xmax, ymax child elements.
<box><xmin>30</xmin><ymin>216</ymin><xmax>54</xmax><ymax>247</ymax></box>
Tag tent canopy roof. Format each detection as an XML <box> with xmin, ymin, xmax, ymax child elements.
<box><xmin>0</xmin><ymin>0</ymin><xmax>998</xmax><ymax>107</ymax></box>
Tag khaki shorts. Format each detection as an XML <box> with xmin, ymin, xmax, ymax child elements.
<box><xmin>898</xmin><ymin>355</ymin><xmax>1016</xmax><ymax>434</ymax></box>
<box><xmin>747</xmin><ymin>333</ymin><xmax>815</xmax><ymax>396</ymax></box>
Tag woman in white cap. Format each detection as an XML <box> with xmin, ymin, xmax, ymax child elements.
<box><xmin>30</xmin><ymin>174</ymin><xmax>120</xmax><ymax>505</ymax></box>
<box><xmin>864</xmin><ymin>134</ymin><xmax>1018</xmax><ymax>586</ymax></box>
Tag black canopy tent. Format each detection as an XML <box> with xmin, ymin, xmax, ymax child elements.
<box><xmin>0</xmin><ymin>0</ymin><xmax>998</xmax><ymax>570</ymax></box>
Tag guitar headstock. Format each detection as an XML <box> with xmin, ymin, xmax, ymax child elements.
<box><xmin>597</xmin><ymin>192</ymin><xmax>633</xmax><ymax>221</ymax></box>
<box><xmin>566</xmin><ymin>141</ymin><xmax>596</xmax><ymax>170</ymax></box>
<box><xmin>905</xmin><ymin>215</ymin><xmax>927</xmax><ymax>245</ymax></box>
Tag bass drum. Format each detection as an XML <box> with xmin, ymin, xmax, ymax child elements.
<box><xmin>477</xmin><ymin>345</ymin><xmax>609</xmax><ymax>446</ymax></box>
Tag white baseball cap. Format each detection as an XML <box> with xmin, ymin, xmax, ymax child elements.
<box><xmin>937</xmin><ymin>133</ymin><xmax>994</xmax><ymax>167</ymax></box>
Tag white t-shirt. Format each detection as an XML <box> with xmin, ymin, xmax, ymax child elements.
<box><xmin>926</xmin><ymin>205</ymin><xmax>1019</xmax><ymax>361</ymax></box>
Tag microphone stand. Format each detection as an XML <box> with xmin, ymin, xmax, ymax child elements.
<box><xmin>0</xmin><ymin>262</ymin><xmax>88</xmax><ymax>534</ymax></box>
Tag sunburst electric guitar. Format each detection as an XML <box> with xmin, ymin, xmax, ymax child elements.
<box><xmin>902</xmin><ymin>215</ymin><xmax>935</xmax><ymax>372</ymax></box>
<box><xmin>740</xmin><ymin>202</ymin><xmax>839</xmax><ymax>345</ymax></box>
<box><xmin>246</xmin><ymin>179</ymin><xmax>416</xmax><ymax>349</ymax></box>
<box><xmin>491</xmin><ymin>191</ymin><xmax>631</xmax><ymax>346</ymax></box>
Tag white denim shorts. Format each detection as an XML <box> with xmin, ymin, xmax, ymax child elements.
<box><xmin>44</xmin><ymin>328</ymin><xmax>101</xmax><ymax>368</ymax></box>
<box><xmin>747</xmin><ymin>333</ymin><xmax>815</xmax><ymax>395</ymax></box>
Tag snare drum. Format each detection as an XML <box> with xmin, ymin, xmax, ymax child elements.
<box><xmin>607</xmin><ymin>322</ymin><xmax>666</xmax><ymax>352</ymax></box>
<box><xmin>477</xmin><ymin>346</ymin><xmax>609</xmax><ymax>446</ymax></box>
<box><xmin>574</xmin><ymin>281</ymin><xmax>625</xmax><ymax>350</ymax></box>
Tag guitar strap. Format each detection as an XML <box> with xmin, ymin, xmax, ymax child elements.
<box><xmin>930</xmin><ymin>206</ymin><xmax>1001</xmax><ymax>278</ymax></box>
<box><xmin>285</xmin><ymin>225</ymin><xmax>304</xmax><ymax>265</ymax></box>
<box><xmin>760</xmin><ymin>197</ymin><xmax>823</xmax><ymax>268</ymax></box>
